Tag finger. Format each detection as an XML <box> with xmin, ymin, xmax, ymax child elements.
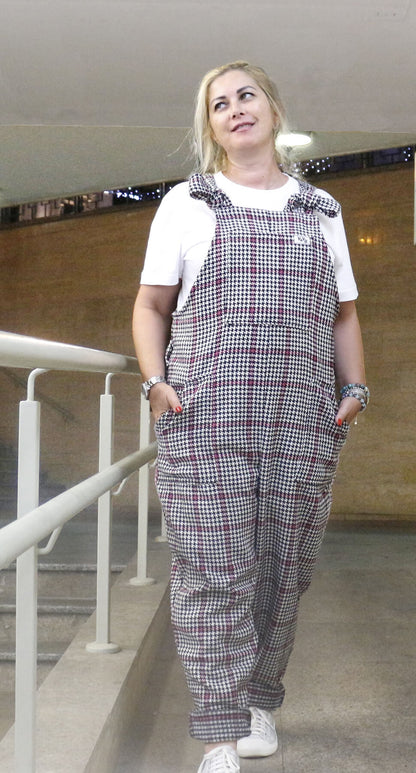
<box><xmin>335</xmin><ymin>403</ymin><xmax>349</xmax><ymax>425</ymax></box>
<box><xmin>150</xmin><ymin>384</ymin><xmax>182</xmax><ymax>417</ymax></box>
<box><xmin>168</xmin><ymin>392</ymin><xmax>182</xmax><ymax>414</ymax></box>
<box><xmin>336</xmin><ymin>396</ymin><xmax>361</xmax><ymax>426</ymax></box>
<box><xmin>160</xmin><ymin>384</ymin><xmax>181</xmax><ymax>412</ymax></box>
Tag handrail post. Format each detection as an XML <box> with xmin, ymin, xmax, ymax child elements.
<box><xmin>130</xmin><ymin>395</ymin><xmax>155</xmax><ymax>586</ymax></box>
<box><xmin>87</xmin><ymin>377</ymin><xmax>120</xmax><ymax>654</ymax></box>
<box><xmin>155</xmin><ymin>507</ymin><xmax>168</xmax><ymax>543</ymax></box>
<box><xmin>14</xmin><ymin>395</ymin><xmax>42</xmax><ymax>773</ymax></box>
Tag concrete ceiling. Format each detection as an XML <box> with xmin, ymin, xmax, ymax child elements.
<box><xmin>1</xmin><ymin>0</ymin><xmax>415</xmax><ymax>207</ymax></box>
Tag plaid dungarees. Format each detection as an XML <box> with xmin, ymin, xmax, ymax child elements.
<box><xmin>155</xmin><ymin>173</ymin><xmax>349</xmax><ymax>742</ymax></box>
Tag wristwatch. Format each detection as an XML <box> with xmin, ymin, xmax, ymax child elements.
<box><xmin>141</xmin><ymin>375</ymin><xmax>166</xmax><ymax>399</ymax></box>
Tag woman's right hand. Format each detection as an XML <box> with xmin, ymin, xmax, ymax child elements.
<box><xmin>149</xmin><ymin>382</ymin><xmax>182</xmax><ymax>422</ymax></box>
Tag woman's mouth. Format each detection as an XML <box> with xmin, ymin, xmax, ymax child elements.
<box><xmin>232</xmin><ymin>122</ymin><xmax>254</xmax><ymax>132</ymax></box>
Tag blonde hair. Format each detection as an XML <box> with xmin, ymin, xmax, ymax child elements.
<box><xmin>193</xmin><ymin>60</ymin><xmax>292</xmax><ymax>174</ymax></box>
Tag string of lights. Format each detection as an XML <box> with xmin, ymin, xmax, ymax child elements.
<box><xmin>293</xmin><ymin>145</ymin><xmax>414</xmax><ymax>177</ymax></box>
<box><xmin>1</xmin><ymin>146</ymin><xmax>414</xmax><ymax>227</ymax></box>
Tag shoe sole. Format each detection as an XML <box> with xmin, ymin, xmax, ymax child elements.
<box><xmin>237</xmin><ymin>739</ymin><xmax>278</xmax><ymax>758</ymax></box>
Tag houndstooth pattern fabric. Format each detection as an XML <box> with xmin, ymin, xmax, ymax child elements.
<box><xmin>155</xmin><ymin>173</ymin><xmax>349</xmax><ymax>742</ymax></box>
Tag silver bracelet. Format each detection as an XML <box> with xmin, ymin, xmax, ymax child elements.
<box><xmin>340</xmin><ymin>383</ymin><xmax>370</xmax><ymax>412</ymax></box>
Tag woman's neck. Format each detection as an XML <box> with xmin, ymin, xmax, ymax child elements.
<box><xmin>222</xmin><ymin>155</ymin><xmax>287</xmax><ymax>190</ymax></box>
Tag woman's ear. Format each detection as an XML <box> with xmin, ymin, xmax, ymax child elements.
<box><xmin>209</xmin><ymin>123</ymin><xmax>218</xmax><ymax>145</ymax></box>
<box><xmin>273</xmin><ymin>111</ymin><xmax>280</xmax><ymax>132</ymax></box>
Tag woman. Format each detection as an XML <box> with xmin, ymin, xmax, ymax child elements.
<box><xmin>132</xmin><ymin>61</ymin><xmax>368</xmax><ymax>773</ymax></box>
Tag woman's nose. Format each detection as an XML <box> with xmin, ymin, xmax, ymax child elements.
<box><xmin>231</xmin><ymin>103</ymin><xmax>244</xmax><ymax>117</ymax></box>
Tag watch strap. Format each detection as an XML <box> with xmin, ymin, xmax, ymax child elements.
<box><xmin>141</xmin><ymin>375</ymin><xmax>166</xmax><ymax>399</ymax></box>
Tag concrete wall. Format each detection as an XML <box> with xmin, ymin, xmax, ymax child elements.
<box><xmin>322</xmin><ymin>165</ymin><xmax>416</xmax><ymax>519</ymax></box>
<box><xmin>0</xmin><ymin>206</ymin><xmax>154</xmax><ymax>503</ymax></box>
<box><xmin>1</xmin><ymin>165</ymin><xmax>415</xmax><ymax>519</ymax></box>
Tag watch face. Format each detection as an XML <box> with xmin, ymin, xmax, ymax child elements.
<box><xmin>142</xmin><ymin>376</ymin><xmax>165</xmax><ymax>399</ymax></box>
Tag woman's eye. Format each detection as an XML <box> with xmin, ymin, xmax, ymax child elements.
<box><xmin>240</xmin><ymin>91</ymin><xmax>254</xmax><ymax>101</ymax></box>
<box><xmin>213</xmin><ymin>101</ymin><xmax>226</xmax><ymax>111</ymax></box>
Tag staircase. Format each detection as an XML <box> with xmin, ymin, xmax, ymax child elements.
<box><xmin>0</xmin><ymin>558</ymin><xmax>128</xmax><ymax>741</ymax></box>
<box><xmin>0</xmin><ymin>440</ymin><xmax>66</xmax><ymax>515</ymax></box>
<box><xmin>0</xmin><ymin>437</ymin><xmax>136</xmax><ymax>742</ymax></box>
<box><xmin>0</xmin><ymin>442</ymin><xmax>18</xmax><ymax>517</ymax></box>
<box><xmin>0</xmin><ymin>439</ymin><xmax>150</xmax><ymax>750</ymax></box>
<box><xmin>0</xmin><ymin>440</ymin><xmax>91</xmax><ymax>739</ymax></box>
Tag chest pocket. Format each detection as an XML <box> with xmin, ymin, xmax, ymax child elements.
<box><xmin>223</xmin><ymin>224</ymin><xmax>319</xmax><ymax>329</ymax></box>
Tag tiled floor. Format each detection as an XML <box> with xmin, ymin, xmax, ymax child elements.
<box><xmin>115</xmin><ymin>523</ymin><xmax>416</xmax><ymax>773</ymax></box>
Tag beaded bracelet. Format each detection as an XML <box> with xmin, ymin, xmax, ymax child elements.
<box><xmin>340</xmin><ymin>383</ymin><xmax>370</xmax><ymax>412</ymax></box>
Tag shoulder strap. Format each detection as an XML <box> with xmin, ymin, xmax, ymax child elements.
<box><xmin>286</xmin><ymin>179</ymin><xmax>341</xmax><ymax>218</ymax></box>
<box><xmin>188</xmin><ymin>173</ymin><xmax>232</xmax><ymax>209</ymax></box>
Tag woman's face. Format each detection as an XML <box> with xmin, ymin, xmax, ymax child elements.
<box><xmin>208</xmin><ymin>69</ymin><xmax>277</xmax><ymax>159</ymax></box>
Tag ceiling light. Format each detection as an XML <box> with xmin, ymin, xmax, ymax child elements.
<box><xmin>277</xmin><ymin>132</ymin><xmax>312</xmax><ymax>148</ymax></box>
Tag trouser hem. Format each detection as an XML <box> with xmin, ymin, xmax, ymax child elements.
<box><xmin>247</xmin><ymin>682</ymin><xmax>285</xmax><ymax>712</ymax></box>
<box><xmin>189</xmin><ymin>708</ymin><xmax>251</xmax><ymax>743</ymax></box>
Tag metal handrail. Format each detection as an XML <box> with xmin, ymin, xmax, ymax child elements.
<box><xmin>0</xmin><ymin>367</ymin><xmax>76</xmax><ymax>421</ymax></box>
<box><xmin>0</xmin><ymin>331</ymin><xmax>158</xmax><ymax>773</ymax></box>
<box><xmin>0</xmin><ymin>330</ymin><xmax>140</xmax><ymax>374</ymax></box>
<box><xmin>0</xmin><ymin>444</ymin><xmax>157</xmax><ymax>570</ymax></box>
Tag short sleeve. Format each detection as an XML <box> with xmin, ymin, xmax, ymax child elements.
<box><xmin>140</xmin><ymin>183</ymin><xmax>188</xmax><ymax>286</ymax></box>
<box><xmin>315</xmin><ymin>189</ymin><xmax>358</xmax><ymax>302</ymax></box>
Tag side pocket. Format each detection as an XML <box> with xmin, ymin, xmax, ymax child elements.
<box><xmin>297</xmin><ymin>388</ymin><xmax>350</xmax><ymax>491</ymax></box>
<box><xmin>154</xmin><ymin>408</ymin><xmax>177</xmax><ymax>437</ymax></box>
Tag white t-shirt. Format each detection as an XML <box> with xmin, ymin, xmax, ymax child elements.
<box><xmin>141</xmin><ymin>172</ymin><xmax>358</xmax><ymax>309</ymax></box>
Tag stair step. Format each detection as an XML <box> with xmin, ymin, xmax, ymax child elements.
<box><xmin>1</xmin><ymin>564</ymin><xmax>124</xmax><ymax>597</ymax></box>
<box><xmin>0</xmin><ymin>597</ymin><xmax>96</xmax><ymax>615</ymax></box>
<box><xmin>1</xmin><ymin>598</ymin><xmax>95</xmax><ymax>645</ymax></box>
<box><xmin>0</xmin><ymin>660</ymin><xmax>52</xmax><ymax>690</ymax></box>
<box><xmin>0</xmin><ymin>494</ymin><xmax>17</xmax><ymax>505</ymax></box>
<box><xmin>0</xmin><ymin>441</ymin><xmax>67</xmax><ymax>525</ymax></box>
<box><xmin>0</xmin><ymin>461</ymin><xmax>17</xmax><ymax>476</ymax></box>
<box><xmin>0</xmin><ymin>640</ymin><xmax>67</xmax><ymax>665</ymax></box>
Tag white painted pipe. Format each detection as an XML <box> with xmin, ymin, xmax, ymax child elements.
<box><xmin>0</xmin><ymin>444</ymin><xmax>157</xmax><ymax>570</ymax></box>
<box><xmin>87</xmin><ymin>391</ymin><xmax>121</xmax><ymax>654</ymax></box>
<box><xmin>15</xmin><ymin>399</ymin><xmax>41</xmax><ymax>772</ymax></box>
<box><xmin>0</xmin><ymin>330</ymin><xmax>140</xmax><ymax>374</ymax></box>
<box><xmin>130</xmin><ymin>396</ymin><xmax>154</xmax><ymax>586</ymax></box>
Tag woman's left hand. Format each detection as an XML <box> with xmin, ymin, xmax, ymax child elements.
<box><xmin>335</xmin><ymin>396</ymin><xmax>361</xmax><ymax>427</ymax></box>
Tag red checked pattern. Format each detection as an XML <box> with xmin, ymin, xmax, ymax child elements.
<box><xmin>155</xmin><ymin>174</ymin><xmax>349</xmax><ymax>743</ymax></box>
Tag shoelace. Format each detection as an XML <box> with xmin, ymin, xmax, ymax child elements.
<box><xmin>201</xmin><ymin>746</ymin><xmax>240</xmax><ymax>772</ymax></box>
<box><xmin>250</xmin><ymin>707</ymin><xmax>274</xmax><ymax>738</ymax></box>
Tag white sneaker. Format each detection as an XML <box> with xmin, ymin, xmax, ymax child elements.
<box><xmin>237</xmin><ymin>707</ymin><xmax>278</xmax><ymax>758</ymax></box>
<box><xmin>197</xmin><ymin>744</ymin><xmax>240</xmax><ymax>773</ymax></box>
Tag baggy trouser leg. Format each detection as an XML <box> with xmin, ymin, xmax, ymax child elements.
<box><xmin>157</xmin><ymin>472</ymin><xmax>258</xmax><ymax>742</ymax></box>
<box><xmin>247</xmin><ymin>484</ymin><xmax>333</xmax><ymax>710</ymax></box>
